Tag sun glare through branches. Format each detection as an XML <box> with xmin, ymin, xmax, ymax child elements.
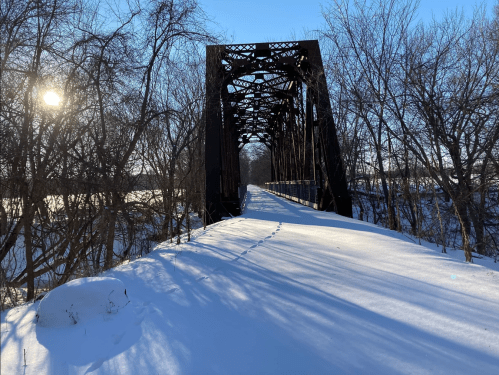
<box><xmin>43</xmin><ymin>91</ymin><xmax>61</xmax><ymax>106</ymax></box>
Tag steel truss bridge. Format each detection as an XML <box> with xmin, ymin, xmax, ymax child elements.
<box><xmin>205</xmin><ymin>40</ymin><xmax>352</xmax><ymax>224</ymax></box>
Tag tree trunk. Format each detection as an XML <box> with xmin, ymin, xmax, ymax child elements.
<box><xmin>104</xmin><ymin>204</ymin><xmax>117</xmax><ymax>270</ymax></box>
<box><xmin>23</xmin><ymin>208</ymin><xmax>35</xmax><ymax>301</ymax></box>
<box><xmin>453</xmin><ymin>198</ymin><xmax>473</xmax><ymax>262</ymax></box>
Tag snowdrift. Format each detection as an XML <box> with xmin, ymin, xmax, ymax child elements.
<box><xmin>36</xmin><ymin>277</ymin><xmax>129</xmax><ymax>327</ymax></box>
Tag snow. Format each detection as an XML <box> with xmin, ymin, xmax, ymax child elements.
<box><xmin>36</xmin><ymin>277</ymin><xmax>129</xmax><ymax>327</ymax></box>
<box><xmin>2</xmin><ymin>185</ymin><xmax>499</xmax><ymax>374</ymax></box>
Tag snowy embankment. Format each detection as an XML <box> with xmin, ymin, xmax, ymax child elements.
<box><xmin>1</xmin><ymin>185</ymin><xmax>499</xmax><ymax>374</ymax></box>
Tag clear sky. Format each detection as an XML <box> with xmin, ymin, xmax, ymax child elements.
<box><xmin>199</xmin><ymin>0</ymin><xmax>495</xmax><ymax>44</ymax></box>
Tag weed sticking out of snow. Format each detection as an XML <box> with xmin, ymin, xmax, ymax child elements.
<box><xmin>36</xmin><ymin>277</ymin><xmax>129</xmax><ymax>327</ymax></box>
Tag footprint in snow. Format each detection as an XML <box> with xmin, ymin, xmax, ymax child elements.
<box><xmin>196</xmin><ymin>276</ymin><xmax>208</xmax><ymax>282</ymax></box>
<box><xmin>113</xmin><ymin>332</ymin><xmax>126</xmax><ymax>345</ymax></box>
<box><xmin>134</xmin><ymin>315</ymin><xmax>145</xmax><ymax>326</ymax></box>
<box><xmin>240</xmin><ymin>250</ymin><xmax>248</xmax><ymax>255</ymax></box>
<box><xmin>135</xmin><ymin>306</ymin><xmax>146</xmax><ymax>314</ymax></box>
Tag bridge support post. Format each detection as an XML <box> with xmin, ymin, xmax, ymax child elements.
<box><xmin>205</xmin><ymin>45</ymin><xmax>224</xmax><ymax>224</ymax></box>
<box><xmin>305</xmin><ymin>40</ymin><xmax>352</xmax><ymax>217</ymax></box>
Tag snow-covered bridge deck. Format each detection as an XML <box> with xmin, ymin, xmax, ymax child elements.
<box><xmin>2</xmin><ymin>185</ymin><xmax>499</xmax><ymax>374</ymax></box>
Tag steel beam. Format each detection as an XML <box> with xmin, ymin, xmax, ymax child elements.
<box><xmin>205</xmin><ymin>40</ymin><xmax>352</xmax><ymax>225</ymax></box>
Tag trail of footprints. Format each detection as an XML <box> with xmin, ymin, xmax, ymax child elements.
<box><xmin>197</xmin><ymin>221</ymin><xmax>283</xmax><ymax>282</ymax></box>
<box><xmin>146</xmin><ymin>206</ymin><xmax>283</xmax><ymax>325</ymax></box>
<box><xmin>163</xmin><ymin>220</ymin><xmax>283</xmax><ymax>290</ymax></box>
<box><xmin>246</xmin><ymin>221</ymin><xmax>281</xmax><ymax>254</ymax></box>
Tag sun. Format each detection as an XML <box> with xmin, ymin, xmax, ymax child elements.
<box><xmin>43</xmin><ymin>91</ymin><xmax>61</xmax><ymax>106</ymax></box>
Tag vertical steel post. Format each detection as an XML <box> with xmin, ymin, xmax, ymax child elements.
<box><xmin>205</xmin><ymin>45</ymin><xmax>224</xmax><ymax>224</ymax></box>
<box><xmin>304</xmin><ymin>87</ymin><xmax>314</xmax><ymax>181</ymax></box>
<box><xmin>305</xmin><ymin>40</ymin><xmax>352</xmax><ymax>217</ymax></box>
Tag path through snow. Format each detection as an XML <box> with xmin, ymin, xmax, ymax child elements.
<box><xmin>2</xmin><ymin>185</ymin><xmax>499</xmax><ymax>374</ymax></box>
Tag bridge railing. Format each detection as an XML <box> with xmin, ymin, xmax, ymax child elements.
<box><xmin>264</xmin><ymin>180</ymin><xmax>321</xmax><ymax>210</ymax></box>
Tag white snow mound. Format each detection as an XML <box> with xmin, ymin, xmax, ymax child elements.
<box><xmin>36</xmin><ymin>277</ymin><xmax>129</xmax><ymax>327</ymax></box>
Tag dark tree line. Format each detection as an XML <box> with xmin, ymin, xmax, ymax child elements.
<box><xmin>321</xmin><ymin>0</ymin><xmax>499</xmax><ymax>261</ymax></box>
<box><xmin>246</xmin><ymin>144</ymin><xmax>271</xmax><ymax>186</ymax></box>
<box><xmin>0</xmin><ymin>0</ymin><xmax>216</xmax><ymax>308</ymax></box>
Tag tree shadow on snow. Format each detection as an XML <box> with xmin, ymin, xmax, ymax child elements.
<box><xmin>35</xmin><ymin>302</ymin><xmax>142</xmax><ymax>373</ymax></box>
<box><xmin>101</xmin><ymin>240</ymin><xmax>499</xmax><ymax>375</ymax></box>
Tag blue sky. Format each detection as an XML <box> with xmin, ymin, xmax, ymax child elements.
<box><xmin>199</xmin><ymin>0</ymin><xmax>495</xmax><ymax>44</ymax></box>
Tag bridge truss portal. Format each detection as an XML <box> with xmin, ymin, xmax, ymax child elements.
<box><xmin>205</xmin><ymin>40</ymin><xmax>352</xmax><ymax>224</ymax></box>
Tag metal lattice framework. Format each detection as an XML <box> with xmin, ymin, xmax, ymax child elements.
<box><xmin>205</xmin><ymin>40</ymin><xmax>352</xmax><ymax>224</ymax></box>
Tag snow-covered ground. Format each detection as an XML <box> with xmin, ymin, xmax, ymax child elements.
<box><xmin>2</xmin><ymin>185</ymin><xmax>499</xmax><ymax>374</ymax></box>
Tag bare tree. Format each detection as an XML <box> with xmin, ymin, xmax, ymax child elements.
<box><xmin>1</xmin><ymin>0</ymin><xmax>216</xmax><ymax>307</ymax></box>
<box><xmin>0</xmin><ymin>0</ymin><xmax>89</xmax><ymax>300</ymax></box>
<box><xmin>399</xmin><ymin>8</ymin><xmax>499</xmax><ymax>261</ymax></box>
<box><xmin>322</xmin><ymin>0</ymin><xmax>419</xmax><ymax>230</ymax></box>
<box><xmin>140</xmin><ymin>49</ymin><xmax>207</xmax><ymax>242</ymax></box>
<box><xmin>250</xmin><ymin>144</ymin><xmax>271</xmax><ymax>186</ymax></box>
<box><xmin>321</xmin><ymin>0</ymin><xmax>499</xmax><ymax>261</ymax></box>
